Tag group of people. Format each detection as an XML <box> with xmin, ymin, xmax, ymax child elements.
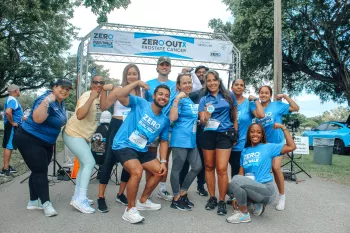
<box><xmin>3</xmin><ymin>56</ymin><xmax>299</xmax><ymax>224</ymax></box>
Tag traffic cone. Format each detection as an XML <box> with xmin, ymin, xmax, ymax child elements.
<box><xmin>71</xmin><ymin>157</ymin><xmax>80</xmax><ymax>179</ymax></box>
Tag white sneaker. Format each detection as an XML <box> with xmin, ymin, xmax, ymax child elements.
<box><xmin>226</xmin><ymin>211</ymin><xmax>251</xmax><ymax>224</ymax></box>
<box><xmin>136</xmin><ymin>199</ymin><xmax>161</xmax><ymax>210</ymax></box>
<box><xmin>122</xmin><ymin>207</ymin><xmax>145</xmax><ymax>224</ymax></box>
<box><xmin>276</xmin><ymin>197</ymin><xmax>285</xmax><ymax>211</ymax></box>
<box><xmin>70</xmin><ymin>196</ymin><xmax>93</xmax><ymax>206</ymax></box>
<box><xmin>157</xmin><ymin>190</ymin><xmax>173</xmax><ymax>202</ymax></box>
<box><xmin>27</xmin><ymin>199</ymin><xmax>43</xmax><ymax>210</ymax></box>
<box><xmin>42</xmin><ymin>201</ymin><xmax>57</xmax><ymax>217</ymax></box>
<box><xmin>72</xmin><ymin>198</ymin><xmax>95</xmax><ymax>214</ymax></box>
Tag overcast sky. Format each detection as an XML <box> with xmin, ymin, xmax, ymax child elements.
<box><xmin>68</xmin><ymin>0</ymin><xmax>347</xmax><ymax>117</ymax></box>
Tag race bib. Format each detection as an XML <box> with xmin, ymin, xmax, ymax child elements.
<box><xmin>128</xmin><ymin>130</ymin><xmax>147</xmax><ymax>149</ymax></box>
<box><xmin>204</xmin><ymin>119</ymin><xmax>220</xmax><ymax>131</ymax></box>
<box><xmin>122</xmin><ymin>110</ymin><xmax>131</xmax><ymax>121</ymax></box>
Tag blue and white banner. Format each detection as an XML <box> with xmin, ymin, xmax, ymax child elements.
<box><xmin>88</xmin><ymin>29</ymin><xmax>233</xmax><ymax>64</ymax></box>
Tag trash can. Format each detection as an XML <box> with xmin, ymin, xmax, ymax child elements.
<box><xmin>313</xmin><ymin>138</ymin><xmax>335</xmax><ymax>165</ymax></box>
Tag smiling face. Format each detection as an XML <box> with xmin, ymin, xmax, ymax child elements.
<box><xmin>91</xmin><ymin>76</ymin><xmax>104</xmax><ymax>92</ymax></box>
<box><xmin>153</xmin><ymin>87</ymin><xmax>170</xmax><ymax>108</ymax></box>
<box><xmin>157</xmin><ymin>62</ymin><xmax>171</xmax><ymax>76</ymax></box>
<box><xmin>126</xmin><ymin>66</ymin><xmax>139</xmax><ymax>84</ymax></box>
<box><xmin>177</xmin><ymin>75</ymin><xmax>193</xmax><ymax>95</ymax></box>
<box><xmin>53</xmin><ymin>85</ymin><xmax>71</xmax><ymax>102</ymax></box>
<box><xmin>206</xmin><ymin>72</ymin><xmax>220</xmax><ymax>93</ymax></box>
<box><xmin>249</xmin><ymin>124</ymin><xmax>264</xmax><ymax>146</ymax></box>
<box><xmin>231</xmin><ymin>79</ymin><xmax>245</xmax><ymax>96</ymax></box>
<box><xmin>259</xmin><ymin>86</ymin><xmax>272</xmax><ymax>104</ymax></box>
<box><xmin>195</xmin><ymin>68</ymin><xmax>207</xmax><ymax>84</ymax></box>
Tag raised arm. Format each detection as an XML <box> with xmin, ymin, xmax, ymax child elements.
<box><xmin>99</xmin><ymin>84</ymin><xmax>115</xmax><ymax>111</ymax></box>
<box><xmin>275</xmin><ymin>94</ymin><xmax>299</xmax><ymax>112</ymax></box>
<box><xmin>248</xmin><ymin>95</ymin><xmax>265</xmax><ymax>118</ymax></box>
<box><xmin>169</xmin><ymin>92</ymin><xmax>186</xmax><ymax>122</ymax></box>
<box><xmin>274</xmin><ymin>123</ymin><xmax>297</xmax><ymax>154</ymax></box>
<box><xmin>76</xmin><ymin>90</ymin><xmax>100</xmax><ymax>120</ymax></box>
<box><xmin>33</xmin><ymin>93</ymin><xmax>56</xmax><ymax>124</ymax></box>
<box><xmin>117</xmin><ymin>80</ymin><xmax>149</xmax><ymax>107</ymax></box>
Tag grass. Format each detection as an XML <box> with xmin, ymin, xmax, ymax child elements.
<box><xmin>282</xmin><ymin>150</ymin><xmax>350</xmax><ymax>186</ymax></box>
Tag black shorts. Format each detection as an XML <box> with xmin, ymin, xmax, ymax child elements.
<box><xmin>113</xmin><ymin>148</ymin><xmax>157</xmax><ymax>165</ymax></box>
<box><xmin>198</xmin><ymin>130</ymin><xmax>233</xmax><ymax>150</ymax></box>
<box><xmin>2</xmin><ymin>122</ymin><xmax>18</xmax><ymax>150</ymax></box>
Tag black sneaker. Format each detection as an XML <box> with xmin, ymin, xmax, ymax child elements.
<box><xmin>217</xmin><ymin>200</ymin><xmax>227</xmax><ymax>215</ymax></box>
<box><xmin>8</xmin><ymin>166</ymin><xmax>17</xmax><ymax>173</ymax></box>
<box><xmin>97</xmin><ymin>197</ymin><xmax>109</xmax><ymax>213</ymax></box>
<box><xmin>116</xmin><ymin>193</ymin><xmax>128</xmax><ymax>206</ymax></box>
<box><xmin>171</xmin><ymin>198</ymin><xmax>191</xmax><ymax>211</ymax></box>
<box><xmin>0</xmin><ymin>169</ymin><xmax>11</xmax><ymax>177</ymax></box>
<box><xmin>181</xmin><ymin>194</ymin><xmax>194</xmax><ymax>207</ymax></box>
<box><xmin>197</xmin><ymin>186</ymin><xmax>209</xmax><ymax>196</ymax></box>
<box><xmin>205</xmin><ymin>197</ymin><xmax>218</xmax><ymax>210</ymax></box>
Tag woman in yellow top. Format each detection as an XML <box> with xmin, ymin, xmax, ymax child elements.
<box><xmin>63</xmin><ymin>75</ymin><xmax>106</xmax><ymax>214</ymax></box>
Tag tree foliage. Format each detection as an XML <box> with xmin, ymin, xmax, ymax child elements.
<box><xmin>209</xmin><ymin>0</ymin><xmax>350</xmax><ymax>105</ymax></box>
<box><xmin>0</xmin><ymin>0</ymin><xmax>131</xmax><ymax>98</ymax></box>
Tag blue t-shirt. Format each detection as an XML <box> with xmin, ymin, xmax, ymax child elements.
<box><xmin>232</xmin><ymin>99</ymin><xmax>256</xmax><ymax>151</ymax></box>
<box><xmin>112</xmin><ymin>95</ymin><xmax>170</xmax><ymax>152</ymax></box>
<box><xmin>144</xmin><ymin>78</ymin><xmax>176</xmax><ymax>116</ymax></box>
<box><xmin>21</xmin><ymin>91</ymin><xmax>67</xmax><ymax>144</ymax></box>
<box><xmin>240</xmin><ymin>143</ymin><xmax>284</xmax><ymax>183</ymax></box>
<box><xmin>198</xmin><ymin>91</ymin><xmax>238</xmax><ymax>132</ymax></box>
<box><xmin>251</xmin><ymin>101</ymin><xmax>290</xmax><ymax>143</ymax></box>
<box><xmin>170</xmin><ymin>97</ymin><xmax>198</xmax><ymax>148</ymax></box>
<box><xmin>4</xmin><ymin>96</ymin><xmax>23</xmax><ymax>124</ymax></box>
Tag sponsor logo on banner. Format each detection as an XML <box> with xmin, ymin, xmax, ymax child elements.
<box><xmin>92</xmin><ymin>32</ymin><xmax>114</xmax><ymax>48</ymax></box>
<box><xmin>210</xmin><ymin>51</ymin><xmax>222</xmax><ymax>57</ymax></box>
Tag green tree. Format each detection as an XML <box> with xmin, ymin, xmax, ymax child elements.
<box><xmin>0</xmin><ymin>0</ymin><xmax>131</xmax><ymax>98</ymax></box>
<box><xmin>321</xmin><ymin>106</ymin><xmax>349</xmax><ymax>122</ymax></box>
<box><xmin>209</xmin><ymin>0</ymin><xmax>350</xmax><ymax>105</ymax></box>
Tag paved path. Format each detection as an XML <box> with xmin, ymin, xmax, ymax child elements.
<box><xmin>0</xmin><ymin>152</ymin><xmax>349</xmax><ymax>233</ymax></box>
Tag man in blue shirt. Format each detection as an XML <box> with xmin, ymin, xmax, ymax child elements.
<box><xmin>112</xmin><ymin>80</ymin><xmax>170</xmax><ymax>224</ymax></box>
<box><xmin>1</xmin><ymin>84</ymin><xmax>23</xmax><ymax>176</ymax></box>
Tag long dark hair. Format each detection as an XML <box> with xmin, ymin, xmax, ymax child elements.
<box><xmin>121</xmin><ymin>64</ymin><xmax>141</xmax><ymax>97</ymax></box>
<box><xmin>244</xmin><ymin>123</ymin><xmax>267</xmax><ymax>148</ymax></box>
<box><xmin>203</xmin><ymin>70</ymin><xmax>237</xmax><ymax>123</ymax></box>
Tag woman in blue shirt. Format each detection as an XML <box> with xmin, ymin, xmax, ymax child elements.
<box><xmin>226</xmin><ymin>122</ymin><xmax>296</xmax><ymax>224</ymax></box>
<box><xmin>169</xmin><ymin>73</ymin><xmax>202</xmax><ymax>211</ymax></box>
<box><xmin>229</xmin><ymin>79</ymin><xmax>264</xmax><ymax>179</ymax></box>
<box><xmin>254</xmin><ymin>85</ymin><xmax>299</xmax><ymax>211</ymax></box>
<box><xmin>198</xmin><ymin>70</ymin><xmax>238</xmax><ymax>215</ymax></box>
<box><xmin>14</xmin><ymin>79</ymin><xmax>72</xmax><ymax>217</ymax></box>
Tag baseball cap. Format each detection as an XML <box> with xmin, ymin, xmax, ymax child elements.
<box><xmin>195</xmin><ymin>65</ymin><xmax>209</xmax><ymax>73</ymax></box>
<box><xmin>157</xmin><ymin>56</ymin><xmax>171</xmax><ymax>66</ymax></box>
<box><xmin>8</xmin><ymin>84</ymin><xmax>20</xmax><ymax>93</ymax></box>
<box><xmin>51</xmin><ymin>79</ymin><xmax>73</xmax><ymax>89</ymax></box>
<box><xmin>100</xmin><ymin>111</ymin><xmax>112</xmax><ymax>124</ymax></box>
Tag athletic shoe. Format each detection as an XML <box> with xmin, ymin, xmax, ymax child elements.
<box><xmin>181</xmin><ymin>194</ymin><xmax>194</xmax><ymax>207</ymax></box>
<box><xmin>226</xmin><ymin>197</ymin><xmax>234</xmax><ymax>205</ymax></box>
<box><xmin>42</xmin><ymin>201</ymin><xmax>57</xmax><ymax>217</ymax></box>
<box><xmin>72</xmin><ymin>198</ymin><xmax>95</xmax><ymax>214</ymax></box>
<box><xmin>276</xmin><ymin>197</ymin><xmax>285</xmax><ymax>211</ymax></box>
<box><xmin>170</xmin><ymin>198</ymin><xmax>191</xmax><ymax>211</ymax></box>
<box><xmin>70</xmin><ymin>197</ymin><xmax>93</xmax><ymax>206</ymax></box>
<box><xmin>8</xmin><ymin>166</ymin><xmax>17</xmax><ymax>173</ymax></box>
<box><xmin>253</xmin><ymin>203</ymin><xmax>266</xmax><ymax>216</ymax></box>
<box><xmin>0</xmin><ymin>169</ymin><xmax>11</xmax><ymax>177</ymax></box>
<box><xmin>196</xmin><ymin>186</ymin><xmax>208</xmax><ymax>196</ymax></box>
<box><xmin>247</xmin><ymin>202</ymin><xmax>255</xmax><ymax>212</ymax></box>
<box><xmin>205</xmin><ymin>196</ymin><xmax>218</xmax><ymax>210</ymax></box>
<box><xmin>217</xmin><ymin>200</ymin><xmax>227</xmax><ymax>215</ymax></box>
<box><xmin>27</xmin><ymin>199</ymin><xmax>43</xmax><ymax>210</ymax></box>
<box><xmin>122</xmin><ymin>207</ymin><xmax>145</xmax><ymax>224</ymax></box>
<box><xmin>97</xmin><ymin>197</ymin><xmax>109</xmax><ymax>213</ymax></box>
<box><xmin>226</xmin><ymin>211</ymin><xmax>251</xmax><ymax>224</ymax></box>
<box><xmin>136</xmin><ymin>199</ymin><xmax>161</xmax><ymax>210</ymax></box>
<box><xmin>157</xmin><ymin>190</ymin><xmax>173</xmax><ymax>202</ymax></box>
<box><xmin>116</xmin><ymin>193</ymin><xmax>128</xmax><ymax>206</ymax></box>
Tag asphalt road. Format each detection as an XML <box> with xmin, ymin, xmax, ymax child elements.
<box><xmin>0</xmin><ymin>152</ymin><xmax>349</xmax><ymax>233</ymax></box>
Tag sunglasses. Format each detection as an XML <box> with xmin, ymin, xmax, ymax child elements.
<box><xmin>92</xmin><ymin>81</ymin><xmax>105</xmax><ymax>85</ymax></box>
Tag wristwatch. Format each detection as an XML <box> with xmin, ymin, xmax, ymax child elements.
<box><xmin>160</xmin><ymin>159</ymin><xmax>167</xmax><ymax>164</ymax></box>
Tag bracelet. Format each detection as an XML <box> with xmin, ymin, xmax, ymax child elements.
<box><xmin>160</xmin><ymin>159</ymin><xmax>167</xmax><ymax>164</ymax></box>
<box><xmin>44</xmin><ymin>100</ymin><xmax>50</xmax><ymax>108</ymax></box>
<box><xmin>254</xmin><ymin>98</ymin><xmax>259</xmax><ymax>102</ymax></box>
<box><xmin>46</xmin><ymin>97</ymin><xmax>52</xmax><ymax>103</ymax></box>
<box><xmin>172</xmin><ymin>105</ymin><xmax>178</xmax><ymax>108</ymax></box>
<box><xmin>282</xmin><ymin>127</ymin><xmax>287</xmax><ymax>131</ymax></box>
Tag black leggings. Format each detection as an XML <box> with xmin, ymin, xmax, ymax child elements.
<box><xmin>100</xmin><ymin>118</ymin><xmax>130</xmax><ymax>184</ymax></box>
<box><xmin>229</xmin><ymin>150</ymin><xmax>242</xmax><ymax>178</ymax></box>
<box><xmin>14</xmin><ymin>127</ymin><xmax>53</xmax><ymax>203</ymax></box>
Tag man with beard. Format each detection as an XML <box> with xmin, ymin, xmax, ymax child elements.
<box><xmin>112</xmin><ymin>81</ymin><xmax>171</xmax><ymax>224</ymax></box>
<box><xmin>180</xmin><ymin>65</ymin><xmax>209</xmax><ymax>196</ymax></box>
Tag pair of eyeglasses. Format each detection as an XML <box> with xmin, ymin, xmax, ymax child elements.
<box><xmin>92</xmin><ymin>81</ymin><xmax>105</xmax><ymax>85</ymax></box>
